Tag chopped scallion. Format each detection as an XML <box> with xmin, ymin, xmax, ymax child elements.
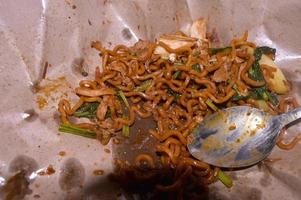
<box><xmin>192</xmin><ymin>63</ymin><xmax>201</xmax><ymax>72</ymax></box>
<box><xmin>58</xmin><ymin>124</ymin><xmax>96</xmax><ymax>139</ymax></box>
<box><xmin>122</xmin><ymin>115</ymin><xmax>130</xmax><ymax>137</ymax></box>
<box><xmin>218</xmin><ymin>170</ymin><xmax>233</xmax><ymax>188</ymax></box>
<box><xmin>118</xmin><ymin>90</ymin><xmax>130</xmax><ymax>108</ymax></box>
<box><xmin>205</xmin><ymin>99</ymin><xmax>218</xmax><ymax>111</ymax></box>
<box><xmin>172</xmin><ymin>71</ymin><xmax>182</xmax><ymax>79</ymax></box>
<box><xmin>133</xmin><ymin>80</ymin><xmax>152</xmax><ymax>92</ymax></box>
<box><xmin>74</xmin><ymin>102</ymin><xmax>99</xmax><ymax>118</ymax></box>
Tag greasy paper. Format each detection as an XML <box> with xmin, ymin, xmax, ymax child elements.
<box><xmin>0</xmin><ymin>0</ymin><xmax>301</xmax><ymax>199</ymax></box>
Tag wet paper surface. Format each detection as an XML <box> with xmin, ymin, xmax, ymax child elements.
<box><xmin>0</xmin><ymin>0</ymin><xmax>301</xmax><ymax>199</ymax></box>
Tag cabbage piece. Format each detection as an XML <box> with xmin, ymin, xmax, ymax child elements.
<box><xmin>259</xmin><ymin>54</ymin><xmax>289</xmax><ymax>94</ymax></box>
<box><xmin>245</xmin><ymin>46</ymin><xmax>289</xmax><ymax>94</ymax></box>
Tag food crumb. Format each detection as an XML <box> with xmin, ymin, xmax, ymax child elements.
<box><xmin>93</xmin><ymin>169</ymin><xmax>104</xmax><ymax>176</ymax></box>
<box><xmin>104</xmin><ymin>148</ymin><xmax>111</xmax><ymax>154</ymax></box>
<box><xmin>229</xmin><ymin>124</ymin><xmax>236</xmax><ymax>130</ymax></box>
<box><xmin>38</xmin><ymin>165</ymin><xmax>56</xmax><ymax>176</ymax></box>
<box><xmin>256</xmin><ymin>122</ymin><xmax>265</xmax><ymax>129</ymax></box>
<box><xmin>36</xmin><ymin>96</ymin><xmax>47</xmax><ymax>109</ymax></box>
<box><xmin>250</xmin><ymin>130</ymin><xmax>256</xmax><ymax>136</ymax></box>
<box><xmin>59</xmin><ymin>151</ymin><xmax>66</xmax><ymax>156</ymax></box>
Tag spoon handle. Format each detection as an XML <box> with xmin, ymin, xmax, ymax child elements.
<box><xmin>276</xmin><ymin>107</ymin><xmax>301</xmax><ymax>128</ymax></box>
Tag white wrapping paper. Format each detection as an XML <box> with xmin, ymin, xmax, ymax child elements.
<box><xmin>0</xmin><ymin>0</ymin><xmax>301</xmax><ymax>199</ymax></box>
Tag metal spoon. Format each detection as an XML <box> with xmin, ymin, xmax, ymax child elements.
<box><xmin>187</xmin><ymin>106</ymin><xmax>301</xmax><ymax>168</ymax></box>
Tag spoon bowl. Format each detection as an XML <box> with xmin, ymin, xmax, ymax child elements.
<box><xmin>187</xmin><ymin>106</ymin><xmax>301</xmax><ymax>168</ymax></box>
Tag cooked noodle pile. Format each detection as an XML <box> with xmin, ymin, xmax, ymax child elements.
<box><xmin>58</xmin><ymin>23</ymin><xmax>300</xmax><ymax>198</ymax></box>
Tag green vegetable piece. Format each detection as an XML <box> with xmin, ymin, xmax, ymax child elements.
<box><xmin>249</xmin><ymin>86</ymin><xmax>279</xmax><ymax>106</ymax></box>
<box><xmin>208</xmin><ymin>46</ymin><xmax>232</xmax><ymax>55</ymax></box>
<box><xmin>118</xmin><ymin>90</ymin><xmax>130</xmax><ymax>108</ymax></box>
<box><xmin>257</xmin><ymin>46</ymin><xmax>276</xmax><ymax>60</ymax></box>
<box><xmin>122</xmin><ymin>115</ymin><xmax>130</xmax><ymax>137</ymax></box>
<box><xmin>231</xmin><ymin>84</ymin><xmax>248</xmax><ymax>101</ymax></box>
<box><xmin>167</xmin><ymin>88</ymin><xmax>180</xmax><ymax>102</ymax></box>
<box><xmin>232</xmin><ymin>93</ymin><xmax>248</xmax><ymax>101</ymax></box>
<box><xmin>192</xmin><ymin>63</ymin><xmax>201</xmax><ymax>72</ymax></box>
<box><xmin>218</xmin><ymin>170</ymin><xmax>233</xmax><ymax>188</ymax></box>
<box><xmin>172</xmin><ymin>71</ymin><xmax>182</xmax><ymax>79</ymax></box>
<box><xmin>248</xmin><ymin>61</ymin><xmax>264</xmax><ymax>81</ymax></box>
<box><xmin>205</xmin><ymin>99</ymin><xmax>218</xmax><ymax>111</ymax></box>
<box><xmin>133</xmin><ymin>80</ymin><xmax>152</xmax><ymax>92</ymax></box>
<box><xmin>232</xmin><ymin>84</ymin><xmax>238</xmax><ymax>91</ymax></box>
<box><xmin>266</xmin><ymin>92</ymin><xmax>279</xmax><ymax>106</ymax></box>
<box><xmin>248</xmin><ymin>46</ymin><xmax>276</xmax><ymax>81</ymax></box>
<box><xmin>249</xmin><ymin>87</ymin><xmax>264</xmax><ymax>99</ymax></box>
<box><xmin>249</xmin><ymin>86</ymin><xmax>267</xmax><ymax>100</ymax></box>
<box><xmin>174</xmin><ymin>62</ymin><xmax>184</xmax><ymax>66</ymax></box>
<box><xmin>74</xmin><ymin>102</ymin><xmax>99</xmax><ymax>118</ymax></box>
<box><xmin>58</xmin><ymin>124</ymin><xmax>96</xmax><ymax>139</ymax></box>
<box><xmin>122</xmin><ymin>125</ymin><xmax>130</xmax><ymax>137</ymax></box>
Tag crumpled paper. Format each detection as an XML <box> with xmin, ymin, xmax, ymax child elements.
<box><xmin>0</xmin><ymin>0</ymin><xmax>301</xmax><ymax>199</ymax></box>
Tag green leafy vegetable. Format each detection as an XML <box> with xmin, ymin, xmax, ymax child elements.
<box><xmin>248</xmin><ymin>46</ymin><xmax>276</xmax><ymax>81</ymax></box>
<box><xmin>167</xmin><ymin>88</ymin><xmax>180</xmax><ymax>102</ymax></box>
<box><xmin>266</xmin><ymin>92</ymin><xmax>279</xmax><ymax>106</ymax></box>
<box><xmin>133</xmin><ymin>80</ymin><xmax>152</xmax><ymax>92</ymax></box>
<box><xmin>231</xmin><ymin>84</ymin><xmax>248</xmax><ymax>101</ymax></box>
<box><xmin>58</xmin><ymin>124</ymin><xmax>96</xmax><ymax>139</ymax></box>
<box><xmin>208</xmin><ymin>46</ymin><xmax>232</xmax><ymax>55</ymax></box>
<box><xmin>118</xmin><ymin>90</ymin><xmax>130</xmax><ymax>108</ymax></box>
<box><xmin>122</xmin><ymin>115</ymin><xmax>130</xmax><ymax>137</ymax></box>
<box><xmin>172</xmin><ymin>71</ymin><xmax>182</xmax><ymax>79</ymax></box>
<box><xmin>231</xmin><ymin>84</ymin><xmax>278</xmax><ymax>106</ymax></box>
<box><xmin>249</xmin><ymin>86</ymin><xmax>268</xmax><ymax>100</ymax></box>
<box><xmin>257</xmin><ymin>46</ymin><xmax>276</xmax><ymax>60</ymax></box>
<box><xmin>218</xmin><ymin>170</ymin><xmax>233</xmax><ymax>188</ymax></box>
<box><xmin>232</xmin><ymin>93</ymin><xmax>249</xmax><ymax>101</ymax></box>
<box><xmin>205</xmin><ymin>99</ymin><xmax>218</xmax><ymax>111</ymax></box>
<box><xmin>74</xmin><ymin>102</ymin><xmax>99</xmax><ymax>118</ymax></box>
<box><xmin>249</xmin><ymin>86</ymin><xmax>279</xmax><ymax>106</ymax></box>
<box><xmin>232</xmin><ymin>84</ymin><xmax>238</xmax><ymax>92</ymax></box>
<box><xmin>192</xmin><ymin>63</ymin><xmax>201</xmax><ymax>72</ymax></box>
<box><xmin>122</xmin><ymin>125</ymin><xmax>130</xmax><ymax>137</ymax></box>
<box><xmin>248</xmin><ymin>60</ymin><xmax>264</xmax><ymax>81</ymax></box>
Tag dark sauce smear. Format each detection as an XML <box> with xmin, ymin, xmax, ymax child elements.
<box><xmin>110</xmin><ymin>117</ymin><xmax>209</xmax><ymax>199</ymax></box>
<box><xmin>121</xmin><ymin>28</ymin><xmax>132</xmax><ymax>40</ymax></box>
<box><xmin>9</xmin><ymin>155</ymin><xmax>38</xmax><ymax>177</ymax></box>
<box><xmin>71</xmin><ymin>58</ymin><xmax>88</xmax><ymax>77</ymax></box>
<box><xmin>59</xmin><ymin>158</ymin><xmax>85</xmax><ymax>191</ymax></box>
<box><xmin>0</xmin><ymin>171</ymin><xmax>32</xmax><ymax>200</ymax></box>
<box><xmin>0</xmin><ymin>155</ymin><xmax>39</xmax><ymax>200</ymax></box>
